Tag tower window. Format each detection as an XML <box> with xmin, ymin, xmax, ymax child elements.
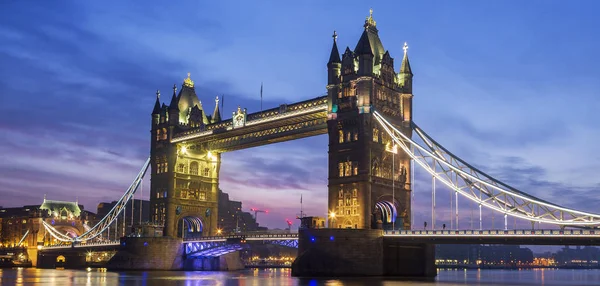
<box><xmin>338</xmin><ymin>163</ymin><xmax>344</xmax><ymax>177</ymax></box>
<box><xmin>204</xmin><ymin>168</ymin><xmax>210</xmax><ymax>177</ymax></box>
<box><xmin>373</xmin><ymin>128</ymin><xmax>379</xmax><ymax>142</ymax></box>
<box><xmin>190</xmin><ymin>162</ymin><xmax>199</xmax><ymax>175</ymax></box>
<box><xmin>339</xmin><ymin>130</ymin><xmax>344</xmax><ymax>143</ymax></box>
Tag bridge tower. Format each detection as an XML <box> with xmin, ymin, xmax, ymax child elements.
<box><xmin>326</xmin><ymin>10</ymin><xmax>413</xmax><ymax>230</ymax></box>
<box><xmin>150</xmin><ymin>75</ymin><xmax>221</xmax><ymax>238</ymax></box>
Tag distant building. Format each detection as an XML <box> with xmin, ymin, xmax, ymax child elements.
<box><xmin>217</xmin><ymin>190</ymin><xmax>265</xmax><ymax>234</ymax></box>
<box><xmin>436</xmin><ymin>244</ymin><xmax>533</xmax><ymax>265</ymax></box>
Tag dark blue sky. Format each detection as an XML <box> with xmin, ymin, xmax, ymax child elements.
<box><xmin>1</xmin><ymin>1</ymin><xmax>600</xmax><ymax>230</ymax></box>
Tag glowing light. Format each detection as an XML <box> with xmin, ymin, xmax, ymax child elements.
<box><xmin>216</xmin><ymin>228</ymin><xmax>222</xmax><ymax>235</ymax></box>
<box><xmin>181</xmin><ymin>146</ymin><xmax>188</xmax><ymax>154</ymax></box>
<box><xmin>37</xmin><ymin>245</ymin><xmax>42</xmax><ymax>250</ymax></box>
<box><xmin>329</xmin><ymin>212</ymin><xmax>336</xmax><ymax>219</ymax></box>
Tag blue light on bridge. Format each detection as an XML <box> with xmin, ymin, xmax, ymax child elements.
<box><xmin>330</xmin><ymin>236</ymin><xmax>335</xmax><ymax>241</ymax></box>
<box><xmin>144</xmin><ymin>242</ymin><xmax>148</xmax><ymax>246</ymax></box>
<box><xmin>310</xmin><ymin>237</ymin><xmax>316</xmax><ymax>243</ymax></box>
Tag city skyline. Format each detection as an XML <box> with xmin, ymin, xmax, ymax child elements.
<box><xmin>1</xmin><ymin>1</ymin><xmax>600</xmax><ymax>230</ymax></box>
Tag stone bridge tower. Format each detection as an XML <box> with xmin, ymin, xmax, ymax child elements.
<box><xmin>150</xmin><ymin>74</ymin><xmax>221</xmax><ymax>238</ymax></box>
<box><xmin>326</xmin><ymin>10</ymin><xmax>414</xmax><ymax>230</ymax></box>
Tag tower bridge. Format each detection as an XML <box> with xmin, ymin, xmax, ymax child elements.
<box><xmin>34</xmin><ymin>10</ymin><xmax>600</xmax><ymax>277</ymax></box>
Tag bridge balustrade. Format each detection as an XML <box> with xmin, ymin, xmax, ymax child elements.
<box><xmin>384</xmin><ymin>229</ymin><xmax>600</xmax><ymax>236</ymax></box>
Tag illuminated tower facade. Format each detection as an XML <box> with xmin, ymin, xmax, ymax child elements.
<box><xmin>326</xmin><ymin>10</ymin><xmax>414</xmax><ymax>230</ymax></box>
<box><xmin>150</xmin><ymin>74</ymin><xmax>222</xmax><ymax>238</ymax></box>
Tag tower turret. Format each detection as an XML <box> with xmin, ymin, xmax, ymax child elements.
<box><xmin>168</xmin><ymin>84</ymin><xmax>179</xmax><ymax>125</ymax></box>
<box><xmin>399</xmin><ymin>42</ymin><xmax>414</xmax><ymax>124</ymax></box>
<box><xmin>212</xmin><ymin>96</ymin><xmax>221</xmax><ymax>123</ymax></box>
<box><xmin>152</xmin><ymin>90</ymin><xmax>161</xmax><ymax>126</ymax></box>
<box><xmin>399</xmin><ymin>42</ymin><xmax>413</xmax><ymax>94</ymax></box>
<box><xmin>327</xmin><ymin>31</ymin><xmax>341</xmax><ymax>85</ymax></box>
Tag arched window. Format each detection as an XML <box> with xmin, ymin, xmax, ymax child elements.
<box><xmin>161</xmin><ymin>128</ymin><xmax>168</xmax><ymax>140</ymax></box>
<box><xmin>346</xmin><ymin>131</ymin><xmax>351</xmax><ymax>142</ymax></box>
<box><xmin>177</xmin><ymin>163</ymin><xmax>185</xmax><ymax>173</ymax></box>
<box><xmin>189</xmin><ymin>161</ymin><xmax>199</xmax><ymax>175</ymax></box>
<box><xmin>373</xmin><ymin>128</ymin><xmax>379</xmax><ymax>142</ymax></box>
<box><xmin>353</xmin><ymin>129</ymin><xmax>358</xmax><ymax>141</ymax></box>
<box><xmin>338</xmin><ymin>162</ymin><xmax>344</xmax><ymax>177</ymax></box>
<box><xmin>338</xmin><ymin>130</ymin><xmax>344</xmax><ymax>143</ymax></box>
<box><xmin>156</xmin><ymin>129</ymin><xmax>161</xmax><ymax>141</ymax></box>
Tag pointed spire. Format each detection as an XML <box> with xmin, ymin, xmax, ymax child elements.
<box><xmin>400</xmin><ymin>42</ymin><xmax>412</xmax><ymax>75</ymax></box>
<box><xmin>169</xmin><ymin>84</ymin><xmax>179</xmax><ymax>111</ymax></box>
<box><xmin>328</xmin><ymin>31</ymin><xmax>341</xmax><ymax>64</ymax></box>
<box><xmin>152</xmin><ymin>89</ymin><xmax>161</xmax><ymax>114</ymax></box>
<box><xmin>212</xmin><ymin>96</ymin><xmax>221</xmax><ymax>123</ymax></box>
<box><xmin>43</xmin><ymin>193</ymin><xmax>46</xmax><ymax>203</ymax></box>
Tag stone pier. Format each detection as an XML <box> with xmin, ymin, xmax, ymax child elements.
<box><xmin>107</xmin><ymin>237</ymin><xmax>185</xmax><ymax>270</ymax></box>
<box><xmin>291</xmin><ymin>229</ymin><xmax>435</xmax><ymax>277</ymax></box>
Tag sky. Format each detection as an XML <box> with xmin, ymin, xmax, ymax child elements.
<box><xmin>1</xmin><ymin>1</ymin><xmax>600</xmax><ymax>232</ymax></box>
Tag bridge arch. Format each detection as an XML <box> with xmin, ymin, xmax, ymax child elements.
<box><xmin>177</xmin><ymin>216</ymin><xmax>204</xmax><ymax>239</ymax></box>
<box><xmin>374</xmin><ymin>196</ymin><xmax>406</xmax><ymax>230</ymax></box>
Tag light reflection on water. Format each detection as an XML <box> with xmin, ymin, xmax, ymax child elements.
<box><xmin>1</xmin><ymin>268</ymin><xmax>600</xmax><ymax>285</ymax></box>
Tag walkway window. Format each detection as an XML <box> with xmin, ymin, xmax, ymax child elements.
<box><xmin>190</xmin><ymin>162</ymin><xmax>198</xmax><ymax>175</ymax></box>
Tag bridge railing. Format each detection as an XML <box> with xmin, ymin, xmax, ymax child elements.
<box><xmin>384</xmin><ymin>229</ymin><xmax>599</xmax><ymax>236</ymax></box>
<box><xmin>42</xmin><ymin>240</ymin><xmax>121</xmax><ymax>249</ymax></box>
<box><xmin>184</xmin><ymin>233</ymin><xmax>298</xmax><ymax>242</ymax></box>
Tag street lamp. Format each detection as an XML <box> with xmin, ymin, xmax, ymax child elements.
<box><xmin>216</xmin><ymin>228</ymin><xmax>222</xmax><ymax>235</ymax></box>
<box><xmin>329</xmin><ymin>212</ymin><xmax>336</xmax><ymax>228</ymax></box>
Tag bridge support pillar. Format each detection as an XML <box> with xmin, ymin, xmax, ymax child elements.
<box><xmin>107</xmin><ymin>237</ymin><xmax>184</xmax><ymax>270</ymax></box>
<box><xmin>292</xmin><ymin>228</ymin><xmax>435</xmax><ymax>277</ymax></box>
<box><xmin>184</xmin><ymin>252</ymin><xmax>244</xmax><ymax>271</ymax></box>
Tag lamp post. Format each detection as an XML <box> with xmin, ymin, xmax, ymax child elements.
<box><xmin>329</xmin><ymin>212</ymin><xmax>336</xmax><ymax>228</ymax></box>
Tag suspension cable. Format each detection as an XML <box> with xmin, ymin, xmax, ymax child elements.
<box><xmin>373</xmin><ymin>111</ymin><xmax>600</xmax><ymax>226</ymax></box>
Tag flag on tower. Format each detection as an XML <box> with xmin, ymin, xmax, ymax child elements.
<box><xmin>300</xmin><ymin>194</ymin><xmax>303</xmax><ymax>204</ymax></box>
<box><xmin>260</xmin><ymin>82</ymin><xmax>263</xmax><ymax>112</ymax></box>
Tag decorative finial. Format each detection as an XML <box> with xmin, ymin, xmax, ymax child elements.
<box><xmin>332</xmin><ymin>30</ymin><xmax>338</xmax><ymax>41</ymax></box>
<box><xmin>173</xmin><ymin>84</ymin><xmax>177</xmax><ymax>93</ymax></box>
<box><xmin>44</xmin><ymin>193</ymin><xmax>46</xmax><ymax>203</ymax></box>
<box><xmin>183</xmin><ymin>72</ymin><xmax>195</xmax><ymax>88</ymax></box>
<box><xmin>403</xmin><ymin>42</ymin><xmax>409</xmax><ymax>55</ymax></box>
<box><xmin>156</xmin><ymin>90</ymin><xmax>160</xmax><ymax>99</ymax></box>
<box><xmin>365</xmin><ymin>8</ymin><xmax>376</xmax><ymax>27</ymax></box>
<box><xmin>215</xmin><ymin>95</ymin><xmax>219</xmax><ymax>104</ymax></box>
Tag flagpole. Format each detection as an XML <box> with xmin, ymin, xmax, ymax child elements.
<box><xmin>300</xmin><ymin>193</ymin><xmax>303</xmax><ymax>219</ymax></box>
<box><xmin>260</xmin><ymin>82</ymin><xmax>263</xmax><ymax>114</ymax></box>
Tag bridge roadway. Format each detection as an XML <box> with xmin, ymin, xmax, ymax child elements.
<box><xmin>40</xmin><ymin>229</ymin><xmax>600</xmax><ymax>251</ymax></box>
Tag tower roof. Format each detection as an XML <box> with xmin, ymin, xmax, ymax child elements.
<box><xmin>152</xmin><ymin>90</ymin><xmax>161</xmax><ymax>114</ymax></box>
<box><xmin>328</xmin><ymin>31</ymin><xmax>341</xmax><ymax>64</ymax></box>
<box><xmin>169</xmin><ymin>84</ymin><xmax>179</xmax><ymax>111</ymax></box>
<box><xmin>400</xmin><ymin>42</ymin><xmax>413</xmax><ymax>75</ymax></box>
<box><xmin>354</xmin><ymin>9</ymin><xmax>385</xmax><ymax>60</ymax></box>
<box><xmin>212</xmin><ymin>96</ymin><xmax>221</xmax><ymax>123</ymax></box>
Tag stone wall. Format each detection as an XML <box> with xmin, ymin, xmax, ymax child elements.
<box><xmin>292</xmin><ymin>228</ymin><xmax>436</xmax><ymax>277</ymax></box>
<box><xmin>292</xmin><ymin>228</ymin><xmax>384</xmax><ymax>276</ymax></box>
<box><xmin>183</xmin><ymin>251</ymin><xmax>244</xmax><ymax>271</ymax></box>
<box><xmin>107</xmin><ymin>237</ymin><xmax>184</xmax><ymax>270</ymax></box>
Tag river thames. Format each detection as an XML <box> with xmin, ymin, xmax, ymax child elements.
<box><xmin>1</xmin><ymin>268</ymin><xmax>600</xmax><ymax>285</ymax></box>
